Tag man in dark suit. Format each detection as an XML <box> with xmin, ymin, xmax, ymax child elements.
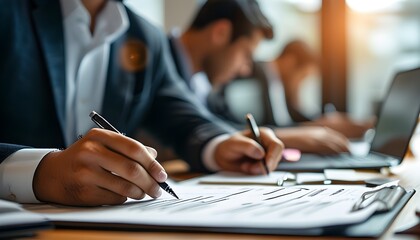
<box><xmin>167</xmin><ymin>0</ymin><xmax>350</xmax><ymax>155</ymax></box>
<box><xmin>0</xmin><ymin>0</ymin><xmax>283</xmax><ymax>206</ymax></box>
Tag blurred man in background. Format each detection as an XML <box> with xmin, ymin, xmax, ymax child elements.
<box><xmin>167</xmin><ymin>0</ymin><xmax>352</xmax><ymax>155</ymax></box>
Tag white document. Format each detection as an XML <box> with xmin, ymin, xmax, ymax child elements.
<box><xmin>188</xmin><ymin>171</ymin><xmax>293</xmax><ymax>185</ymax></box>
<box><xmin>25</xmin><ymin>183</ymin><xmax>385</xmax><ymax>229</ymax></box>
<box><xmin>184</xmin><ymin>171</ymin><xmax>326</xmax><ymax>186</ymax></box>
<box><xmin>324</xmin><ymin>169</ymin><xmax>391</xmax><ymax>182</ymax></box>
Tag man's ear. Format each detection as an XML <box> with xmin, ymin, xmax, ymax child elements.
<box><xmin>209</xmin><ymin>19</ymin><xmax>232</xmax><ymax>47</ymax></box>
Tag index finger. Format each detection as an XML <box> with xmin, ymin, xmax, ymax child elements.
<box><xmin>85</xmin><ymin>129</ymin><xmax>167</xmax><ymax>182</ymax></box>
<box><xmin>257</xmin><ymin>128</ymin><xmax>284</xmax><ymax>171</ymax></box>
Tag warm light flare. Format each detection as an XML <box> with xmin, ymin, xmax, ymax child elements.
<box><xmin>346</xmin><ymin>0</ymin><xmax>404</xmax><ymax>13</ymax></box>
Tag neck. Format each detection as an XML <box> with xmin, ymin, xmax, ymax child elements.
<box><xmin>81</xmin><ymin>0</ymin><xmax>107</xmax><ymax>33</ymax></box>
<box><xmin>180</xmin><ymin>30</ymin><xmax>209</xmax><ymax>74</ymax></box>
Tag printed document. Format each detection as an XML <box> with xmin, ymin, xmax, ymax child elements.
<box><xmin>25</xmin><ymin>183</ymin><xmax>386</xmax><ymax>229</ymax></box>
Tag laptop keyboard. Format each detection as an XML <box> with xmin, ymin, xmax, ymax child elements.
<box><xmin>323</xmin><ymin>153</ymin><xmax>387</xmax><ymax>168</ymax></box>
<box><xmin>277</xmin><ymin>153</ymin><xmax>393</xmax><ymax>171</ymax></box>
<box><xmin>328</xmin><ymin>153</ymin><xmax>384</xmax><ymax>162</ymax></box>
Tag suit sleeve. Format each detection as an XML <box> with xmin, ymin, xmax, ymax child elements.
<box><xmin>0</xmin><ymin>143</ymin><xmax>28</xmax><ymax>163</ymax></box>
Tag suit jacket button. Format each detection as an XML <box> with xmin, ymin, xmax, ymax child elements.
<box><xmin>8</xmin><ymin>194</ymin><xmax>16</xmax><ymax>201</ymax></box>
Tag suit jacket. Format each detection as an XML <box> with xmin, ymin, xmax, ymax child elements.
<box><xmin>0</xmin><ymin>0</ymin><xmax>233</xmax><ymax>171</ymax></box>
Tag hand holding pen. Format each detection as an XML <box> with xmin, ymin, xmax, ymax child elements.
<box><xmin>90</xmin><ymin>111</ymin><xmax>179</xmax><ymax>199</ymax></box>
<box><xmin>32</xmin><ymin>112</ymin><xmax>177</xmax><ymax>206</ymax></box>
<box><xmin>211</xmin><ymin>114</ymin><xmax>284</xmax><ymax>175</ymax></box>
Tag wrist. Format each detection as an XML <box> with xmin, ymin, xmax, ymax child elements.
<box><xmin>202</xmin><ymin>134</ymin><xmax>231</xmax><ymax>172</ymax></box>
<box><xmin>33</xmin><ymin>150</ymin><xmax>62</xmax><ymax>203</ymax></box>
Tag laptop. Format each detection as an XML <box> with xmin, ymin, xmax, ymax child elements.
<box><xmin>277</xmin><ymin>67</ymin><xmax>420</xmax><ymax>172</ymax></box>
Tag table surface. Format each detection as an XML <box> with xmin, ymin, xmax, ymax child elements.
<box><xmin>28</xmin><ymin>157</ymin><xmax>420</xmax><ymax>240</ymax></box>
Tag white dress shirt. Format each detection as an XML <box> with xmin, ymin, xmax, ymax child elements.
<box><xmin>61</xmin><ymin>0</ymin><xmax>129</xmax><ymax>145</ymax></box>
<box><xmin>0</xmin><ymin>0</ymin><xmax>225</xmax><ymax>203</ymax></box>
<box><xmin>190</xmin><ymin>72</ymin><xmax>213</xmax><ymax>107</ymax></box>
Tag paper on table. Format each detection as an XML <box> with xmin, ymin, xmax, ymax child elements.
<box><xmin>26</xmin><ymin>183</ymin><xmax>385</xmax><ymax>229</ymax></box>
<box><xmin>324</xmin><ymin>169</ymin><xmax>392</xmax><ymax>182</ymax></box>
<box><xmin>184</xmin><ymin>171</ymin><xmax>326</xmax><ymax>186</ymax></box>
<box><xmin>195</xmin><ymin>171</ymin><xmax>294</xmax><ymax>186</ymax></box>
<box><xmin>296</xmin><ymin>172</ymin><xmax>327</xmax><ymax>184</ymax></box>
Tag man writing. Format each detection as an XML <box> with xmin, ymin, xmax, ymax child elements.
<box><xmin>168</xmin><ymin>0</ymin><xmax>350</xmax><ymax>155</ymax></box>
<box><xmin>0</xmin><ymin>0</ymin><xmax>283</xmax><ymax>206</ymax></box>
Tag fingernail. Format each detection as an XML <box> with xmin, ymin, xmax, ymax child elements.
<box><xmin>147</xmin><ymin>147</ymin><xmax>158</xmax><ymax>158</ymax></box>
<box><xmin>155</xmin><ymin>188</ymin><xmax>162</xmax><ymax>198</ymax></box>
<box><xmin>253</xmin><ymin>149</ymin><xmax>264</xmax><ymax>159</ymax></box>
<box><xmin>158</xmin><ymin>170</ymin><xmax>167</xmax><ymax>181</ymax></box>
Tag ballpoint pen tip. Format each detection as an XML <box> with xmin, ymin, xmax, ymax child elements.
<box><xmin>172</xmin><ymin>192</ymin><xmax>180</xmax><ymax>199</ymax></box>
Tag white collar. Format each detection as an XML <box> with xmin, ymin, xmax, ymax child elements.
<box><xmin>59</xmin><ymin>0</ymin><xmax>129</xmax><ymax>45</ymax></box>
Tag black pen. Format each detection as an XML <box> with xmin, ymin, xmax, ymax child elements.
<box><xmin>89</xmin><ymin>111</ymin><xmax>179</xmax><ymax>199</ymax></box>
<box><xmin>245</xmin><ymin>113</ymin><xmax>270</xmax><ymax>175</ymax></box>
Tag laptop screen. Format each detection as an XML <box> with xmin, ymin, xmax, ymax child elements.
<box><xmin>370</xmin><ymin>67</ymin><xmax>420</xmax><ymax>159</ymax></box>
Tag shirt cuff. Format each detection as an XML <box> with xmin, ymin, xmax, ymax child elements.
<box><xmin>0</xmin><ymin>148</ymin><xmax>57</xmax><ymax>203</ymax></box>
<box><xmin>202</xmin><ymin>134</ymin><xmax>231</xmax><ymax>171</ymax></box>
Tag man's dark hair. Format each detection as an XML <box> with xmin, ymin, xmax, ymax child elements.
<box><xmin>189</xmin><ymin>0</ymin><xmax>273</xmax><ymax>42</ymax></box>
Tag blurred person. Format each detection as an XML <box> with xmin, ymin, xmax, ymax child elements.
<box><xmin>167</xmin><ymin>0</ymin><xmax>350</xmax><ymax>155</ymax></box>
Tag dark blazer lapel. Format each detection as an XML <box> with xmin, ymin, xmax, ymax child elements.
<box><xmin>168</xmin><ymin>36</ymin><xmax>193</xmax><ymax>89</ymax></box>
<box><xmin>32</xmin><ymin>0</ymin><xmax>66</xmax><ymax>134</ymax></box>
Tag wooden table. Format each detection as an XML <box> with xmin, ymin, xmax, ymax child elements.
<box><xmin>28</xmin><ymin>157</ymin><xmax>420</xmax><ymax>240</ymax></box>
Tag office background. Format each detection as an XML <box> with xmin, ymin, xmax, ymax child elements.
<box><xmin>125</xmin><ymin>0</ymin><xmax>420</xmax><ymax>121</ymax></box>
